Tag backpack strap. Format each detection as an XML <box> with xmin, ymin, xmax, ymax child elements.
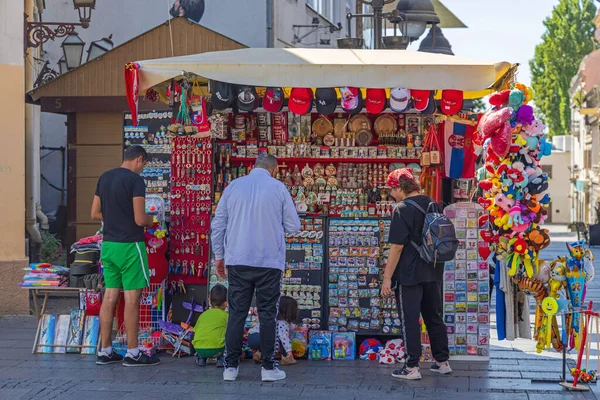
<box><xmin>403</xmin><ymin>199</ymin><xmax>425</xmax><ymax>251</ymax></box>
<box><xmin>404</xmin><ymin>199</ymin><xmax>426</xmax><ymax>214</ymax></box>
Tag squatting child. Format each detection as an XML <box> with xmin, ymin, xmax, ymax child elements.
<box><xmin>193</xmin><ymin>284</ymin><xmax>228</xmax><ymax>367</ymax></box>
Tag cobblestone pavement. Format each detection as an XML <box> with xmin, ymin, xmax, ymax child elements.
<box><xmin>0</xmin><ymin>225</ymin><xmax>598</xmax><ymax>399</ymax></box>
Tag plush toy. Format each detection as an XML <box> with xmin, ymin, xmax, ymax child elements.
<box><xmin>539</xmin><ymin>137</ymin><xmax>552</xmax><ymax>158</ymax></box>
<box><xmin>533</xmin><ymin>260</ymin><xmax>551</xmax><ymax>283</ymax></box>
<box><xmin>527</xmin><ymin>173</ymin><xmax>549</xmax><ymax>195</ymax></box>
<box><xmin>489</xmin><ymin>89</ymin><xmax>510</xmax><ymax>108</ymax></box>
<box><xmin>516</xmin><ymin>105</ymin><xmax>535</xmax><ymax>125</ymax></box>
<box><xmin>527</xmin><ymin>229</ymin><xmax>551</xmax><ymax>252</ymax></box>
<box><xmin>359</xmin><ymin>339</ymin><xmax>383</xmax><ymax>361</ymax></box>
<box><xmin>523</xmin><ymin>119</ymin><xmax>545</xmax><ymax>136</ymax></box>
<box><xmin>548</xmin><ymin>260</ymin><xmax>567</xmax><ymax>298</ymax></box>
<box><xmin>584</xmin><ymin>258</ymin><xmax>595</xmax><ymax>283</ymax></box>
<box><xmin>508</xmin><ymin>89</ymin><xmax>525</xmax><ymax>109</ymax></box>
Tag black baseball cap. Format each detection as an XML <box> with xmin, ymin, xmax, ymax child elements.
<box><xmin>236</xmin><ymin>86</ymin><xmax>258</xmax><ymax>112</ymax></box>
<box><xmin>211</xmin><ymin>81</ymin><xmax>233</xmax><ymax>110</ymax></box>
<box><xmin>315</xmin><ymin>88</ymin><xmax>337</xmax><ymax>115</ymax></box>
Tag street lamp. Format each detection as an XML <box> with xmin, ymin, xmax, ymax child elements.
<box><xmin>337</xmin><ymin>0</ymin><xmax>403</xmax><ymax>49</ymax></box>
<box><xmin>24</xmin><ymin>0</ymin><xmax>95</xmax><ymax>54</ymax></box>
<box><xmin>418</xmin><ymin>25</ymin><xmax>454</xmax><ymax>55</ymax></box>
<box><xmin>87</xmin><ymin>34</ymin><xmax>114</xmax><ymax>61</ymax></box>
<box><xmin>62</xmin><ymin>33</ymin><xmax>85</xmax><ymax>70</ymax></box>
<box><xmin>395</xmin><ymin>0</ymin><xmax>440</xmax><ymax>40</ymax></box>
<box><xmin>58</xmin><ymin>57</ymin><xmax>68</xmax><ymax>75</ymax></box>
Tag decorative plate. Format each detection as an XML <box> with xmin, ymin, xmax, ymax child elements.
<box><xmin>312</xmin><ymin>117</ymin><xmax>333</xmax><ymax>137</ymax></box>
<box><xmin>407</xmin><ymin>163</ymin><xmax>422</xmax><ymax>174</ymax></box>
<box><xmin>313</xmin><ymin>163</ymin><xmax>325</xmax><ymax>177</ymax></box>
<box><xmin>325</xmin><ymin>164</ymin><xmax>337</xmax><ymax>176</ymax></box>
<box><xmin>323</xmin><ymin>134</ymin><xmax>335</xmax><ymax>146</ymax></box>
<box><xmin>301</xmin><ymin>165</ymin><xmax>313</xmax><ymax>178</ymax></box>
<box><xmin>303</xmin><ymin>177</ymin><xmax>315</xmax><ymax>186</ymax></box>
<box><xmin>390</xmin><ymin>163</ymin><xmax>406</xmax><ymax>171</ymax></box>
<box><xmin>349</xmin><ymin>114</ymin><xmax>371</xmax><ymax>132</ymax></box>
<box><xmin>327</xmin><ymin>177</ymin><xmax>339</xmax><ymax>186</ymax></box>
<box><xmin>315</xmin><ymin>177</ymin><xmax>327</xmax><ymax>186</ymax></box>
<box><xmin>355</xmin><ymin>129</ymin><xmax>373</xmax><ymax>146</ymax></box>
<box><xmin>334</xmin><ymin>117</ymin><xmax>348</xmax><ymax>138</ymax></box>
<box><xmin>374</xmin><ymin>114</ymin><xmax>397</xmax><ymax>135</ymax></box>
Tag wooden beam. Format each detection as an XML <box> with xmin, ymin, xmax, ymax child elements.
<box><xmin>40</xmin><ymin>97</ymin><xmax>171</xmax><ymax>114</ymax></box>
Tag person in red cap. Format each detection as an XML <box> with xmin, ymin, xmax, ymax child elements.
<box><xmin>381</xmin><ymin>168</ymin><xmax>451</xmax><ymax>380</ymax></box>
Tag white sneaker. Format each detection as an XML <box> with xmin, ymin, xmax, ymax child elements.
<box><xmin>430</xmin><ymin>361</ymin><xmax>452</xmax><ymax>374</ymax></box>
<box><xmin>223</xmin><ymin>367</ymin><xmax>239</xmax><ymax>382</ymax></box>
<box><xmin>261</xmin><ymin>367</ymin><xmax>286</xmax><ymax>382</ymax></box>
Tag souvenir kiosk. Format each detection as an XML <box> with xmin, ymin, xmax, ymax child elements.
<box><xmin>124</xmin><ymin>48</ymin><xmax>514</xmax><ymax>361</ymax></box>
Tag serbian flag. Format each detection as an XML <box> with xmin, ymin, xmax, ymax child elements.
<box><xmin>443</xmin><ymin>120</ymin><xmax>477</xmax><ymax>179</ymax></box>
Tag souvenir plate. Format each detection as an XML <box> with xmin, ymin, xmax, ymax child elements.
<box><xmin>312</xmin><ymin>117</ymin><xmax>334</xmax><ymax>137</ymax></box>
<box><xmin>301</xmin><ymin>165</ymin><xmax>314</xmax><ymax>178</ymax></box>
<box><xmin>390</xmin><ymin>162</ymin><xmax>406</xmax><ymax>171</ymax></box>
<box><xmin>355</xmin><ymin>129</ymin><xmax>373</xmax><ymax>146</ymax></box>
<box><xmin>323</xmin><ymin>134</ymin><xmax>335</xmax><ymax>146</ymax></box>
<box><xmin>313</xmin><ymin>163</ymin><xmax>325</xmax><ymax>177</ymax></box>
<box><xmin>325</xmin><ymin>164</ymin><xmax>337</xmax><ymax>176</ymax></box>
<box><xmin>349</xmin><ymin>114</ymin><xmax>371</xmax><ymax>132</ymax></box>
<box><xmin>374</xmin><ymin>114</ymin><xmax>397</xmax><ymax>135</ymax></box>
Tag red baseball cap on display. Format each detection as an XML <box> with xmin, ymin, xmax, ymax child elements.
<box><xmin>289</xmin><ymin>88</ymin><xmax>314</xmax><ymax>115</ymax></box>
<box><xmin>441</xmin><ymin>89</ymin><xmax>464</xmax><ymax>115</ymax></box>
<box><xmin>411</xmin><ymin>89</ymin><xmax>431</xmax><ymax>112</ymax></box>
<box><xmin>263</xmin><ymin>87</ymin><xmax>284</xmax><ymax>113</ymax></box>
<box><xmin>365</xmin><ymin>88</ymin><xmax>387</xmax><ymax>114</ymax></box>
<box><xmin>386</xmin><ymin>168</ymin><xmax>416</xmax><ymax>188</ymax></box>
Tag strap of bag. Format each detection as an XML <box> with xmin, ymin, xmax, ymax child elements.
<box><xmin>403</xmin><ymin>199</ymin><xmax>426</xmax><ymax>251</ymax></box>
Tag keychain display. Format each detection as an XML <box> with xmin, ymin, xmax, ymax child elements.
<box><xmin>443</xmin><ymin>202</ymin><xmax>490</xmax><ymax>357</ymax></box>
<box><xmin>169</xmin><ymin>135</ymin><xmax>213</xmax><ymax>283</ymax></box>
<box><xmin>123</xmin><ymin>111</ymin><xmax>173</xmax><ymax>211</ymax></box>
<box><xmin>327</xmin><ymin>218</ymin><xmax>399</xmax><ymax>335</ymax></box>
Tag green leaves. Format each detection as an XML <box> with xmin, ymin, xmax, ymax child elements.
<box><xmin>530</xmin><ymin>0</ymin><xmax>597</xmax><ymax>136</ymax></box>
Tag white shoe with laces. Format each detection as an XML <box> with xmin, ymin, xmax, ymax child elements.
<box><xmin>223</xmin><ymin>367</ymin><xmax>239</xmax><ymax>381</ymax></box>
<box><xmin>261</xmin><ymin>367</ymin><xmax>286</xmax><ymax>382</ymax></box>
<box><xmin>430</xmin><ymin>361</ymin><xmax>452</xmax><ymax>374</ymax></box>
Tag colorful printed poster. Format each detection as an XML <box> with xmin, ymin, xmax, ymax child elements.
<box><xmin>66</xmin><ymin>309</ymin><xmax>86</xmax><ymax>353</ymax></box>
<box><xmin>81</xmin><ymin>316</ymin><xmax>100</xmax><ymax>355</ymax></box>
<box><xmin>37</xmin><ymin>314</ymin><xmax>57</xmax><ymax>354</ymax></box>
<box><xmin>53</xmin><ymin>315</ymin><xmax>70</xmax><ymax>354</ymax></box>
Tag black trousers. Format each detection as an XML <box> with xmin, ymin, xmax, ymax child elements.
<box><xmin>225</xmin><ymin>265</ymin><xmax>282</xmax><ymax>370</ymax></box>
<box><xmin>396</xmin><ymin>281</ymin><xmax>449</xmax><ymax>368</ymax></box>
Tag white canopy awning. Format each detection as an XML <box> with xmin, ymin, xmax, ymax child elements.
<box><xmin>134</xmin><ymin>48</ymin><xmax>512</xmax><ymax>94</ymax></box>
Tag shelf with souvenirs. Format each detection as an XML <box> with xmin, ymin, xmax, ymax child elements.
<box><xmin>123</xmin><ymin>111</ymin><xmax>173</xmax><ymax>213</ymax></box>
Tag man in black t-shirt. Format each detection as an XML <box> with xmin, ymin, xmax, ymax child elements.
<box><xmin>91</xmin><ymin>145</ymin><xmax>160</xmax><ymax>367</ymax></box>
<box><xmin>381</xmin><ymin>168</ymin><xmax>451</xmax><ymax>380</ymax></box>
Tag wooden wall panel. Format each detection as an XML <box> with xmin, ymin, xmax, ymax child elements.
<box><xmin>76</xmin><ymin>177</ymin><xmax>97</xmax><ymax>224</ymax></box>
<box><xmin>31</xmin><ymin>18</ymin><xmax>246</xmax><ymax>100</ymax></box>
<box><xmin>77</xmin><ymin>224</ymin><xmax>101</xmax><ymax>239</ymax></box>
<box><xmin>76</xmin><ymin>112</ymin><xmax>123</xmax><ymax>145</ymax></box>
<box><xmin>76</xmin><ymin>145</ymin><xmax>122</xmax><ymax>178</ymax></box>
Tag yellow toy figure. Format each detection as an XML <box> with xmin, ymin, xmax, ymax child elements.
<box><xmin>548</xmin><ymin>260</ymin><xmax>567</xmax><ymax>299</ymax></box>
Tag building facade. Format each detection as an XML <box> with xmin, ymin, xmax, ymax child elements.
<box><xmin>36</xmin><ymin>0</ymin><xmax>355</xmax><ymax>221</ymax></box>
<box><xmin>569</xmin><ymin>47</ymin><xmax>600</xmax><ymax>225</ymax></box>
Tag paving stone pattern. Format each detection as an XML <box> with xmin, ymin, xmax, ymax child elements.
<box><xmin>0</xmin><ymin>226</ymin><xmax>597</xmax><ymax>399</ymax></box>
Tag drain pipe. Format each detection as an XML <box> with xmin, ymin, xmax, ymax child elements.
<box><xmin>25</xmin><ymin>3</ymin><xmax>46</xmax><ymax>259</ymax></box>
<box><xmin>266</xmin><ymin>0</ymin><xmax>274</xmax><ymax>47</ymax></box>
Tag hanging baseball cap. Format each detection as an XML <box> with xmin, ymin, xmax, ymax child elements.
<box><xmin>263</xmin><ymin>87</ymin><xmax>284</xmax><ymax>113</ymax></box>
<box><xmin>389</xmin><ymin>88</ymin><xmax>411</xmax><ymax>113</ymax></box>
<box><xmin>441</xmin><ymin>89</ymin><xmax>464</xmax><ymax>115</ymax></box>
<box><xmin>411</xmin><ymin>89</ymin><xmax>431</xmax><ymax>112</ymax></box>
<box><xmin>365</xmin><ymin>88</ymin><xmax>387</xmax><ymax>114</ymax></box>
<box><xmin>386</xmin><ymin>168</ymin><xmax>416</xmax><ymax>188</ymax></box>
<box><xmin>420</xmin><ymin>92</ymin><xmax>437</xmax><ymax>115</ymax></box>
<box><xmin>289</xmin><ymin>88</ymin><xmax>314</xmax><ymax>115</ymax></box>
<box><xmin>211</xmin><ymin>81</ymin><xmax>233</xmax><ymax>110</ymax></box>
<box><xmin>236</xmin><ymin>86</ymin><xmax>258</xmax><ymax>112</ymax></box>
<box><xmin>315</xmin><ymin>88</ymin><xmax>337</xmax><ymax>115</ymax></box>
<box><xmin>340</xmin><ymin>87</ymin><xmax>363</xmax><ymax>115</ymax></box>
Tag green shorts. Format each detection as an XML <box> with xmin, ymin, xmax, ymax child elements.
<box><xmin>101</xmin><ymin>241</ymin><xmax>150</xmax><ymax>290</ymax></box>
<box><xmin>196</xmin><ymin>347</ymin><xmax>225</xmax><ymax>358</ymax></box>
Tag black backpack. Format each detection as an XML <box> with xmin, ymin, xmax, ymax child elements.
<box><xmin>404</xmin><ymin>199</ymin><xmax>459</xmax><ymax>264</ymax></box>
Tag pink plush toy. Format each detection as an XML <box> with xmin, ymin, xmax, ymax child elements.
<box><xmin>495</xmin><ymin>193</ymin><xmax>515</xmax><ymax>212</ymax></box>
<box><xmin>523</xmin><ymin>119</ymin><xmax>545</xmax><ymax>136</ymax></box>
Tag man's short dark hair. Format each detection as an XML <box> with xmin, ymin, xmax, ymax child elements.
<box><xmin>123</xmin><ymin>145</ymin><xmax>148</xmax><ymax>162</ymax></box>
<box><xmin>210</xmin><ymin>284</ymin><xmax>227</xmax><ymax>307</ymax></box>
<box><xmin>398</xmin><ymin>176</ymin><xmax>421</xmax><ymax>194</ymax></box>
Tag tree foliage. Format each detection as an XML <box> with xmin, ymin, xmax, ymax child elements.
<box><xmin>530</xmin><ymin>0</ymin><xmax>597</xmax><ymax>136</ymax></box>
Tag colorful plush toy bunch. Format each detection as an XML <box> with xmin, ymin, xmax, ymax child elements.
<box><xmin>478</xmin><ymin>83</ymin><xmax>552</xmax><ymax>280</ymax></box>
<box><xmin>571</xmin><ymin>368</ymin><xmax>597</xmax><ymax>383</ymax></box>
